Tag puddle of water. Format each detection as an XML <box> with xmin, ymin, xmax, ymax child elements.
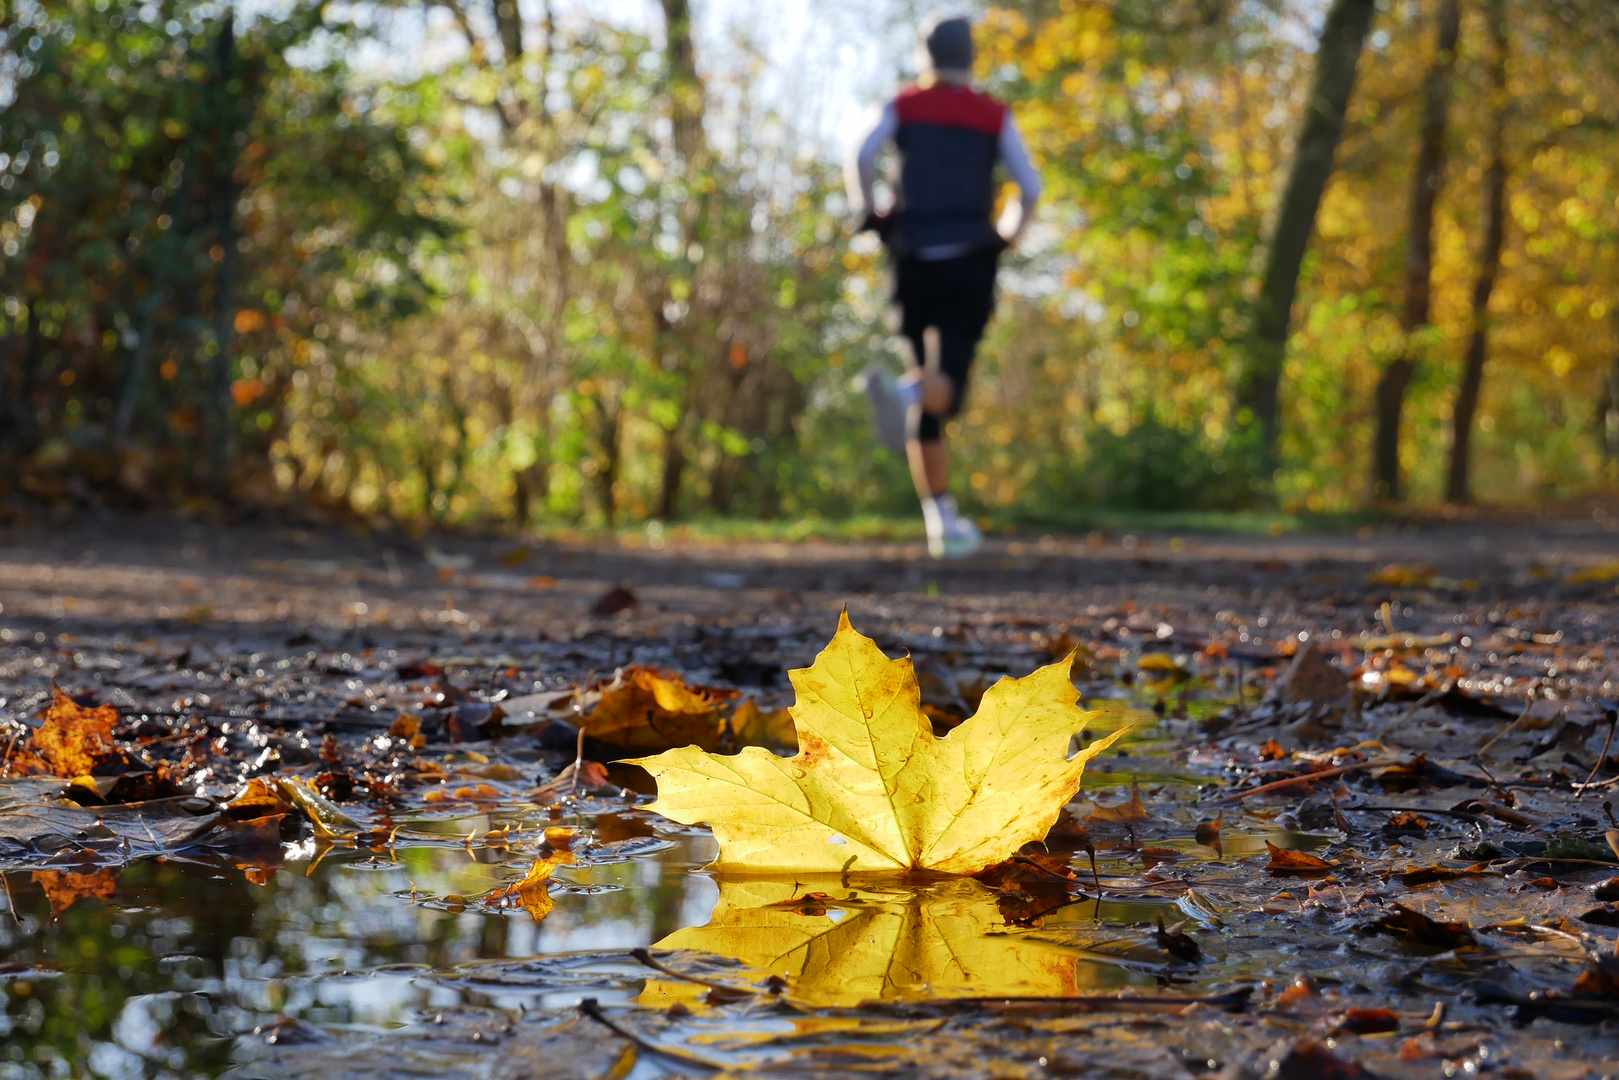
<box><xmin>0</xmin><ymin>825</ymin><xmax>718</xmax><ymax>1077</ymax></box>
<box><xmin>4</xmin><ymin>689</ymin><xmax>1339</xmax><ymax>1078</ymax></box>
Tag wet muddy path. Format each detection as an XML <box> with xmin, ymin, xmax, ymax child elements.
<box><xmin>5</xmin><ymin>515</ymin><xmax>1619</xmax><ymax>1077</ymax></box>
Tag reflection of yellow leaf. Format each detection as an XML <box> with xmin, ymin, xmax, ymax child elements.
<box><xmin>644</xmin><ymin>878</ymin><xmax>1114</xmax><ymax>1007</ymax></box>
<box><xmin>629</xmin><ymin>614</ymin><xmax>1123</xmax><ymax>874</ymax></box>
<box><xmin>729</xmin><ymin>699</ymin><xmax>796</xmax><ymax>750</ymax></box>
<box><xmin>483</xmin><ymin>850</ymin><xmax>575</xmax><ymax>921</ymax></box>
<box><xmin>582</xmin><ymin>667</ymin><xmax>735</xmax><ymax>751</ymax></box>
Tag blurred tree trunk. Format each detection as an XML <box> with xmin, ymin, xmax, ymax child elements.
<box><xmin>597</xmin><ymin>397</ymin><xmax>622</xmax><ymax>526</ymax></box>
<box><xmin>1372</xmin><ymin>0</ymin><xmax>1461</xmax><ymax>503</ymax></box>
<box><xmin>1607</xmin><ymin>310</ymin><xmax>1619</xmax><ymax>479</ymax></box>
<box><xmin>1238</xmin><ymin>0</ymin><xmax>1376</xmax><ymax>481</ymax></box>
<box><xmin>492</xmin><ymin>0</ymin><xmax>524</xmax><ymax>66</ymax></box>
<box><xmin>1446</xmin><ymin>0</ymin><xmax>1508</xmax><ymax>505</ymax></box>
<box><xmin>654</xmin><ymin>0</ymin><xmax>711</xmax><ymax>519</ymax></box>
<box><xmin>208</xmin><ymin>16</ymin><xmax>244</xmax><ymax>482</ymax></box>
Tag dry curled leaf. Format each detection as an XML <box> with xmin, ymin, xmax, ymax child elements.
<box><xmin>629</xmin><ymin>613</ymin><xmax>1124</xmax><ymax>874</ymax></box>
<box><xmin>1364</xmin><ymin>903</ymin><xmax>1476</xmax><ymax>950</ymax></box>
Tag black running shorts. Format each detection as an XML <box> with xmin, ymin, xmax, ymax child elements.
<box><xmin>891</xmin><ymin>248</ymin><xmax>1000</xmax><ymax>442</ymax></box>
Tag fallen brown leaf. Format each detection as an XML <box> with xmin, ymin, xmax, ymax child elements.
<box><xmin>1264</xmin><ymin>841</ymin><xmax>1334</xmax><ymax>875</ymax></box>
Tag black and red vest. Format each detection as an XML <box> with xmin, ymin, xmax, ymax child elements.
<box><xmin>892</xmin><ymin>81</ymin><xmax>1008</xmax><ymax>255</ymax></box>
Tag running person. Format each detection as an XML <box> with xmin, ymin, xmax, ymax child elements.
<box><xmin>846</xmin><ymin>12</ymin><xmax>1042</xmax><ymax>558</ymax></box>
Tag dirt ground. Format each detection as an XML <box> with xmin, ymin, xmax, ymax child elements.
<box><xmin>4</xmin><ymin>509</ymin><xmax>1619</xmax><ymax>649</ymax></box>
<box><xmin>7</xmin><ymin>510</ymin><xmax>1619</xmax><ymax>1079</ymax></box>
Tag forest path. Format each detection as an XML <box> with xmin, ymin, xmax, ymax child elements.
<box><xmin>3</xmin><ymin>511</ymin><xmax>1617</xmax><ymax>697</ymax></box>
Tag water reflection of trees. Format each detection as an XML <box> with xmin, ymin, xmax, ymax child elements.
<box><xmin>0</xmin><ymin>840</ymin><xmax>709</xmax><ymax>1078</ymax></box>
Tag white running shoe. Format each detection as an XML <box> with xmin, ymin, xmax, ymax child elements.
<box><xmin>856</xmin><ymin>366</ymin><xmax>908</xmax><ymax>451</ymax></box>
<box><xmin>923</xmin><ymin>495</ymin><xmax>983</xmax><ymax>559</ymax></box>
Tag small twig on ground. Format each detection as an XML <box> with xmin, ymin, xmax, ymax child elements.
<box><xmin>1575</xmin><ymin>710</ymin><xmax>1618</xmax><ymax>797</ymax></box>
<box><xmin>0</xmin><ymin>729</ymin><xmax>20</xmax><ymax>778</ymax></box>
<box><xmin>1012</xmin><ymin>854</ymin><xmax>1079</xmax><ymax>882</ymax></box>
<box><xmin>1</xmin><ymin>873</ymin><xmax>19</xmax><ymax>926</ymax></box>
<box><xmin>1343</xmin><ymin>803</ymin><xmax>1490</xmax><ymax>829</ymax></box>
<box><xmin>1392</xmin><ymin>689</ymin><xmax>1444</xmax><ymax>727</ymax></box>
<box><xmin>874</xmin><ymin>986</ymin><xmax>1254</xmax><ymax>1015</ymax></box>
<box><xmin>1208</xmin><ymin>760</ymin><xmax>1402</xmax><ymax>805</ymax></box>
<box><xmin>577</xmin><ymin>997</ymin><xmax>722</xmax><ymax>1072</ymax></box>
<box><xmin>630</xmin><ymin>947</ymin><xmax>768</xmax><ymax>999</ymax></box>
<box><xmin>570</xmin><ymin>726</ymin><xmax>586</xmax><ymax>797</ymax></box>
<box><xmin>1476</xmin><ymin>697</ymin><xmax>1535</xmax><ymax>762</ymax></box>
<box><xmin>1473</xmin><ymin>758</ymin><xmax>1515</xmax><ymax>804</ymax></box>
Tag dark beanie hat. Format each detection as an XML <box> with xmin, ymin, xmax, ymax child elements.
<box><xmin>920</xmin><ymin>13</ymin><xmax>974</xmax><ymax>72</ymax></box>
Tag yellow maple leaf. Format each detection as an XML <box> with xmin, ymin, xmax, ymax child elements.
<box><xmin>728</xmin><ymin>699</ymin><xmax>796</xmax><ymax>751</ymax></box>
<box><xmin>628</xmin><ymin>613</ymin><xmax>1125</xmax><ymax>875</ymax></box>
<box><xmin>641</xmin><ymin>877</ymin><xmax>1124</xmax><ymax>1008</ymax></box>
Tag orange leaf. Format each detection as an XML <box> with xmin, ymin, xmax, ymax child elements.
<box><xmin>14</xmin><ymin>690</ymin><xmax>127</xmax><ymax>778</ymax></box>
<box><xmin>483</xmin><ymin>851</ymin><xmax>576</xmax><ymax>921</ymax></box>
<box><xmin>1264</xmin><ymin>841</ymin><xmax>1334</xmax><ymax>875</ymax></box>
<box><xmin>32</xmin><ymin>868</ymin><xmax>119</xmax><ymax>918</ymax></box>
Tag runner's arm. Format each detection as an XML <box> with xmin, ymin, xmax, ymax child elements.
<box><xmin>845</xmin><ymin>103</ymin><xmax>899</xmax><ymax>221</ymax></box>
<box><xmin>997</xmin><ymin>116</ymin><xmax>1043</xmax><ymax>247</ymax></box>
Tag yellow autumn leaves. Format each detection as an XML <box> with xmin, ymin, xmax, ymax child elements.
<box><xmin>630</xmin><ymin>613</ymin><xmax>1122</xmax><ymax>875</ymax></box>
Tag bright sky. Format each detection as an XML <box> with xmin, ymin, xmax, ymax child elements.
<box><xmin>341</xmin><ymin>0</ymin><xmax>943</xmax><ymax>160</ymax></box>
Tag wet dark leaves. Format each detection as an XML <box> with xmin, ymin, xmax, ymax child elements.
<box><xmin>10</xmin><ymin>560</ymin><xmax>1619</xmax><ymax>1076</ymax></box>
<box><xmin>1152</xmin><ymin>915</ymin><xmax>1201</xmax><ymax>963</ymax></box>
<box><xmin>588</xmin><ymin>581</ymin><xmax>637</xmax><ymax>617</ymax></box>
<box><xmin>1362</xmin><ymin>903</ymin><xmax>1477</xmax><ymax>950</ymax></box>
<box><xmin>1333</xmin><ymin>1006</ymin><xmax>1400</xmax><ymax>1035</ymax></box>
<box><xmin>1575</xmin><ymin>902</ymin><xmax>1619</xmax><ymax>926</ymax></box>
<box><xmin>1266</xmin><ymin>1039</ymin><xmax>1382</xmax><ymax>1079</ymax></box>
<box><xmin>1474</xmin><ymin>983</ymin><xmax>1619</xmax><ymax>1025</ymax></box>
